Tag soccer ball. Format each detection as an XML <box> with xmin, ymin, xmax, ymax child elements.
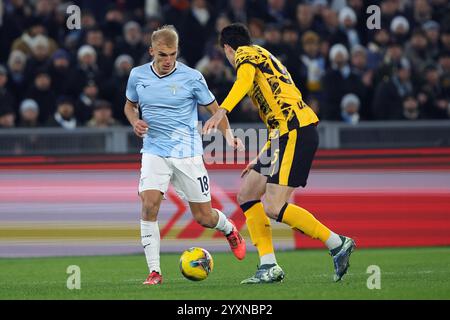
<box><xmin>179</xmin><ymin>247</ymin><xmax>214</xmax><ymax>281</ymax></box>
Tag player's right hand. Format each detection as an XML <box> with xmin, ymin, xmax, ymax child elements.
<box><xmin>133</xmin><ymin>119</ymin><xmax>149</xmax><ymax>138</ymax></box>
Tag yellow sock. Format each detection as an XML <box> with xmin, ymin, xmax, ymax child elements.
<box><xmin>241</xmin><ymin>201</ymin><xmax>274</xmax><ymax>257</ymax></box>
<box><xmin>279</xmin><ymin>203</ymin><xmax>331</xmax><ymax>243</ymax></box>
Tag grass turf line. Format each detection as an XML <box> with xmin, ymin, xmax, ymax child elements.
<box><xmin>0</xmin><ymin>247</ymin><xmax>449</xmax><ymax>300</ymax></box>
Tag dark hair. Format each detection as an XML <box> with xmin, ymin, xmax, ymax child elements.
<box><xmin>94</xmin><ymin>99</ymin><xmax>112</xmax><ymax>110</ymax></box>
<box><xmin>56</xmin><ymin>96</ymin><xmax>74</xmax><ymax>106</ymax></box>
<box><xmin>219</xmin><ymin>23</ymin><xmax>252</xmax><ymax>50</ymax></box>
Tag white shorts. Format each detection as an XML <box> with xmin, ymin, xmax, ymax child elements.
<box><xmin>139</xmin><ymin>153</ymin><xmax>211</xmax><ymax>203</ymax></box>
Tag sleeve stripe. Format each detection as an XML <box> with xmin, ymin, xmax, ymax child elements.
<box><xmin>126</xmin><ymin>98</ymin><xmax>138</xmax><ymax>104</ymax></box>
<box><xmin>198</xmin><ymin>99</ymin><xmax>216</xmax><ymax>107</ymax></box>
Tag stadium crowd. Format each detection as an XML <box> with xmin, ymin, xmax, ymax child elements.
<box><xmin>0</xmin><ymin>0</ymin><xmax>449</xmax><ymax>129</ymax></box>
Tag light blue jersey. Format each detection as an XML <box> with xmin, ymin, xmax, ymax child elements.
<box><xmin>126</xmin><ymin>61</ymin><xmax>215</xmax><ymax>158</ymax></box>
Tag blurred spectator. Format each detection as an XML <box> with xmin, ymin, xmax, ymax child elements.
<box><xmin>101</xmin><ymin>5</ymin><xmax>125</xmax><ymax>41</ymax></box>
<box><xmin>340</xmin><ymin>93</ymin><xmax>360</xmax><ymax>125</ymax></box>
<box><xmin>440</xmin><ymin>28</ymin><xmax>450</xmax><ymax>53</ymax></box>
<box><xmin>412</xmin><ymin>0</ymin><xmax>433</xmax><ymax>26</ymax></box>
<box><xmin>67</xmin><ymin>45</ymin><xmax>104</xmax><ymax>98</ymax></box>
<box><xmin>179</xmin><ymin>0</ymin><xmax>216</xmax><ymax>66</ymax></box>
<box><xmin>281</xmin><ymin>23</ymin><xmax>302</xmax><ymax>88</ymax></box>
<box><xmin>48</xmin><ymin>49</ymin><xmax>72</xmax><ymax>97</ymax></box>
<box><xmin>401</xmin><ymin>95</ymin><xmax>424</xmax><ymax>120</ymax></box>
<box><xmin>25</xmin><ymin>69</ymin><xmax>56</xmax><ymax>124</ymax></box>
<box><xmin>63</xmin><ymin>10</ymin><xmax>98</xmax><ymax>49</ymax></box>
<box><xmin>85</xmin><ymin>27</ymin><xmax>105</xmax><ymax>55</ymax></box>
<box><xmin>321</xmin><ymin>44</ymin><xmax>365</xmax><ymax>120</ymax></box>
<box><xmin>225</xmin><ymin>0</ymin><xmax>249</xmax><ymax>24</ymax></box>
<box><xmin>295</xmin><ymin>4</ymin><xmax>315</xmax><ymax>38</ymax></box>
<box><xmin>423</xmin><ymin>20</ymin><xmax>441</xmax><ymax>60</ymax></box>
<box><xmin>319</xmin><ymin>7</ymin><xmax>339</xmax><ymax>41</ymax></box>
<box><xmin>84</xmin><ymin>26</ymin><xmax>115</xmax><ymax>77</ymax></box>
<box><xmin>367</xmin><ymin>29</ymin><xmax>391</xmax><ymax>70</ymax></box>
<box><xmin>0</xmin><ymin>65</ymin><xmax>15</xmax><ymax>118</ymax></box>
<box><xmin>86</xmin><ymin>100</ymin><xmax>120</xmax><ymax>128</ymax></box>
<box><xmin>346</xmin><ymin>0</ymin><xmax>367</xmax><ymax>42</ymax></box>
<box><xmin>197</xmin><ymin>49</ymin><xmax>234</xmax><ymax>106</ymax></box>
<box><xmin>373</xmin><ymin>41</ymin><xmax>404</xmax><ymax>86</ymax></box>
<box><xmin>380</xmin><ymin>0</ymin><xmax>402</xmax><ymax>30</ymax></box>
<box><xmin>390</xmin><ymin>16</ymin><xmax>410</xmax><ymax>45</ymax></box>
<box><xmin>6</xmin><ymin>50</ymin><xmax>28</xmax><ymax>104</ymax></box>
<box><xmin>373</xmin><ymin>58</ymin><xmax>415</xmax><ymax>120</ymax></box>
<box><xmin>81</xmin><ymin>11</ymin><xmax>98</xmax><ymax>30</ymax></box>
<box><xmin>259</xmin><ymin>0</ymin><xmax>289</xmax><ymax>26</ymax></box>
<box><xmin>46</xmin><ymin>96</ymin><xmax>77</xmax><ymax>129</ymax></box>
<box><xmin>53</xmin><ymin>2</ymin><xmax>73</xmax><ymax>44</ymax></box>
<box><xmin>75</xmin><ymin>81</ymin><xmax>99</xmax><ymax>125</ymax></box>
<box><xmin>351</xmin><ymin>45</ymin><xmax>373</xmax><ymax>119</ymax></box>
<box><xmin>263</xmin><ymin>24</ymin><xmax>285</xmax><ymax>59</ymax></box>
<box><xmin>420</xmin><ymin>64</ymin><xmax>450</xmax><ymax>119</ymax></box>
<box><xmin>350</xmin><ymin>45</ymin><xmax>369</xmax><ymax>77</ymax></box>
<box><xmin>161</xmin><ymin>0</ymin><xmax>190</xmax><ymax>31</ymax></box>
<box><xmin>330</xmin><ymin>6</ymin><xmax>362</xmax><ymax>50</ymax></box>
<box><xmin>11</xmin><ymin>17</ymin><xmax>58</xmax><ymax>57</ymax></box>
<box><xmin>203</xmin><ymin>14</ymin><xmax>232</xmax><ymax>58</ymax></box>
<box><xmin>0</xmin><ymin>105</ymin><xmax>16</xmax><ymax>129</ymax></box>
<box><xmin>438</xmin><ymin>52</ymin><xmax>450</xmax><ymax>89</ymax></box>
<box><xmin>116</xmin><ymin>21</ymin><xmax>146</xmax><ymax>65</ymax></box>
<box><xmin>101</xmin><ymin>38</ymin><xmax>116</xmax><ymax>78</ymax></box>
<box><xmin>18</xmin><ymin>99</ymin><xmax>40</xmax><ymax>127</ymax></box>
<box><xmin>33</xmin><ymin>0</ymin><xmax>59</xmax><ymax>38</ymax></box>
<box><xmin>104</xmin><ymin>55</ymin><xmax>135</xmax><ymax>124</ymax></box>
<box><xmin>430</xmin><ymin>0</ymin><xmax>450</xmax><ymax>24</ymax></box>
<box><xmin>24</xmin><ymin>34</ymin><xmax>52</xmax><ymax>78</ymax></box>
<box><xmin>248</xmin><ymin>18</ymin><xmax>266</xmax><ymax>46</ymax></box>
<box><xmin>0</xmin><ymin>0</ymin><xmax>449</xmax><ymax>126</ymax></box>
<box><xmin>298</xmin><ymin>31</ymin><xmax>326</xmax><ymax>103</ymax></box>
<box><xmin>405</xmin><ymin>28</ymin><xmax>434</xmax><ymax>76</ymax></box>
<box><xmin>0</xmin><ymin>0</ymin><xmax>31</xmax><ymax>63</ymax></box>
<box><xmin>282</xmin><ymin>23</ymin><xmax>302</xmax><ymax>60</ymax></box>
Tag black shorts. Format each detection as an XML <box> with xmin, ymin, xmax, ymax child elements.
<box><xmin>253</xmin><ymin>124</ymin><xmax>319</xmax><ymax>188</ymax></box>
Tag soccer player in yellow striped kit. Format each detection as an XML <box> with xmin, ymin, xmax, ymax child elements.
<box><xmin>203</xmin><ymin>23</ymin><xmax>355</xmax><ymax>284</ymax></box>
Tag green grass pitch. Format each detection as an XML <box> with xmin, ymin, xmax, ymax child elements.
<box><xmin>1</xmin><ymin>247</ymin><xmax>449</xmax><ymax>300</ymax></box>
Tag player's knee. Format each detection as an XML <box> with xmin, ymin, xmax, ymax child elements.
<box><xmin>262</xmin><ymin>200</ymin><xmax>282</xmax><ymax>220</ymax></box>
<box><xmin>142</xmin><ymin>198</ymin><xmax>160</xmax><ymax>216</ymax></box>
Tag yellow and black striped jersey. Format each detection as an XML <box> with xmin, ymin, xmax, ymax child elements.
<box><xmin>222</xmin><ymin>45</ymin><xmax>319</xmax><ymax>139</ymax></box>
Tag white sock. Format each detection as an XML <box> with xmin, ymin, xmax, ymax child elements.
<box><xmin>260</xmin><ymin>253</ymin><xmax>277</xmax><ymax>266</ymax></box>
<box><xmin>141</xmin><ymin>219</ymin><xmax>161</xmax><ymax>274</ymax></box>
<box><xmin>325</xmin><ymin>231</ymin><xmax>343</xmax><ymax>250</ymax></box>
<box><xmin>213</xmin><ymin>209</ymin><xmax>233</xmax><ymax>235</ymax></box>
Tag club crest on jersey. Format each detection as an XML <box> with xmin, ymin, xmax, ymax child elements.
<box><xmin>169</xmin><ymin>84</ymin><xmax>178</xmax><ymax>95</ymax></box>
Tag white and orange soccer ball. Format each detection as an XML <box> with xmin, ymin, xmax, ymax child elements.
<box><xmin>179</xmin><ymin>247</ymin><xmax>214</xmax><ymax>281</ymax></box>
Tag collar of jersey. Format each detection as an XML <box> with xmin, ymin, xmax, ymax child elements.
<box><xmin>150</xmin><ymin>61</ymin><xmax>178</xmax><ymax>79</ymax></box>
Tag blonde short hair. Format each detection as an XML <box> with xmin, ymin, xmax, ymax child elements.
<box><xmin>151</xmin><ymin>25</ymin><xmax>179</xmax><ymax>47</ymax></box>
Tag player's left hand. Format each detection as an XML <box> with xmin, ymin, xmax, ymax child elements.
<box><xmin>203</xmin><ymin>108</ymin><xmax>227</xmax><ymax>135</ymax></box>
<box><xmin>226</xmin><ymin>137</ymin><xmax>245</xmax><ymax>152</ymax></box>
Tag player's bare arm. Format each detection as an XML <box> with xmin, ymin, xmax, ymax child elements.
<box><xmin>205</xmin><ymin>101</ymin><xmax>244</xmax><ymax>151</ymax></box>
<box><xmin>124</xmin><ymin>99</ymin><xmax>148</xmax><ymax>138</ymax></box>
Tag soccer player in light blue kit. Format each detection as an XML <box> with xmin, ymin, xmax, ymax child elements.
<box><xmin>124</xmin><ymin>25</ymin><xmax>246</xmax><ymax>285</ymax></box>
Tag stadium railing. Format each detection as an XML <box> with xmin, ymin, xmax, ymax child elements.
<box><xmin>0</xmin><ymin>120</ymin><xmax>449</xmax><ymax>155</ymax></box>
